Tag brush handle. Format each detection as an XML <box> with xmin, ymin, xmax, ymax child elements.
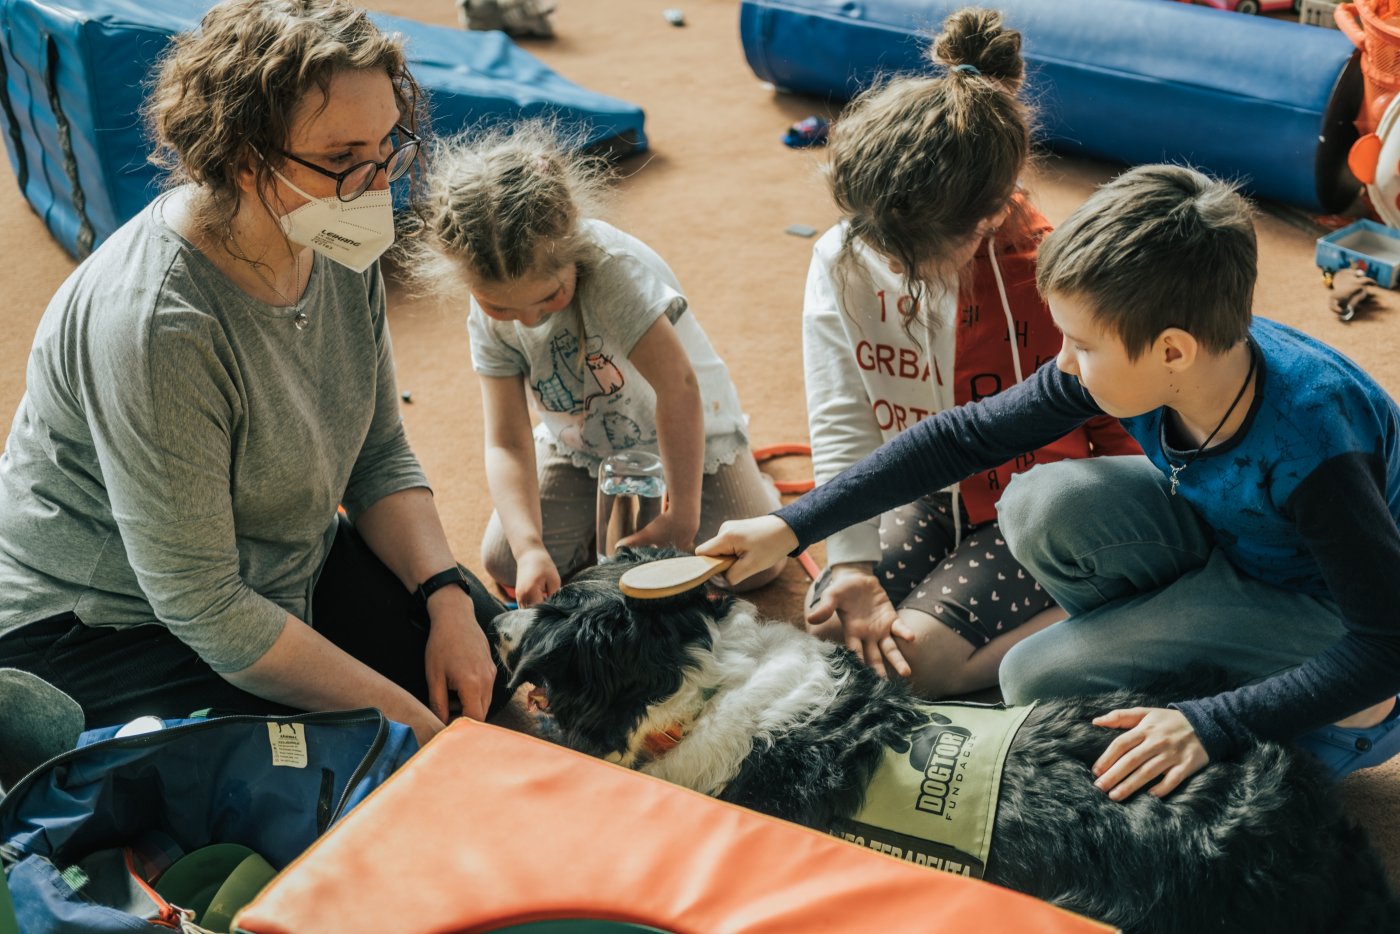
<box><xmin>618</xmin><ymin>554</ymin><xmax>736</xmax><ymax>599</ymax></box>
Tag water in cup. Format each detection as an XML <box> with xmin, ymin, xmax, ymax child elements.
<box><xmin>597</xmin><ymin>451</ymin><xmax>666</xmax><ymax>561</ymax></box>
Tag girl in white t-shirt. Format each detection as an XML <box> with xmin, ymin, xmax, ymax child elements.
<box><xmin>403</xmin><ymin>125</ymin><xmax>784</xmax><ymax>605</ymax></box>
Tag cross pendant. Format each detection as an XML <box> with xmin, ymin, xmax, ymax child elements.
<box><xmin>1169</xmin><ymin>464</ymin><xmax>1183</xmax><ymax>496</ymax></box>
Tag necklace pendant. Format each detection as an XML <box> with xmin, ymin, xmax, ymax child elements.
<box><xmin>294</xmin><ymin>312</ymin><xmax>310</xmax><ymax>331</ymax></box>
<box><xmin>1169</xmin><ymin>464</ymin><xmax>1182</xmax><ymax>496</ymax></box>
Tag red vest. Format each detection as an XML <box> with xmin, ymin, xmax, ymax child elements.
<box><xmin>953</xmin><ymin>205</ymin><xmax>1140</xmax><ymax>523</ymax></box>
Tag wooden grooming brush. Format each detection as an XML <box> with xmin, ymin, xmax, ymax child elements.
<box><xmin>618</xmin><ymin>555</ymin><xmax>735</xmax><ymax>599</ymax></box>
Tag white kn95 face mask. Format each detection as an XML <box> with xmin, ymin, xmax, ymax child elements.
<box><xmin>271</xmin><ymin>168</ymin><xmax>395</xmax><ymax>273</ymax></box>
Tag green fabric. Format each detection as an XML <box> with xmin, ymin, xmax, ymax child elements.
<box><xmin>157</xmin><ymin>844</ymin><xmax>277</xmax><ymax>933</ymax></box>
<box><xmin>0</xmin><ymin>863</ymin><xmax>17</xmax><ymax>934</ymax></box>
<box><xmin>827</xmin><ymin>701</ymin><xmax>1036</xmax><ymax>878</ymax></box>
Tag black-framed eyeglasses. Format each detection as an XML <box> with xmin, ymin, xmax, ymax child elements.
<box><xmin>277</xmin><ymin>124</ymin><xmax>421</xmax><ymax>202</ymax></box>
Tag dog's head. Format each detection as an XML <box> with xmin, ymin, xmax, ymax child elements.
<box><xmin>494</xmin><ymin>547</ymin><xmax>734</xmax><ymax>760</ymax></box>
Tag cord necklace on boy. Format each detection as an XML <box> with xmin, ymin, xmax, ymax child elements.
<box><xmin>1167</xmin><ymin>343</ymin><xmax>1256</xmax><ymax>495</ymax></box>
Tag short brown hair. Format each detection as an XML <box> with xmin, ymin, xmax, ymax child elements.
<box><xmin>145</xmin><ymin>0</ymin><xmax>422</xmax><ymax>236</ymax></box>
<box><xmin>828</xmin><ymin>7</ymin><xmax>1033</xmax><ymax>311</ymax></box>
<box><xmin>1037</xmin><ymin>164</ymin><xmax>1256</xmax><ymax>359</ymax></box>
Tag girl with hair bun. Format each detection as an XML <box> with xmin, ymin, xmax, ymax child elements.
<box><xmin>797</xmin><ymin>8</ymin><xmax>1138</xmax><ymax>696</ymax></box>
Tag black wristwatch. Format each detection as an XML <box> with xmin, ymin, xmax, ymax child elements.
<box><xmin>415</xmin><ymin>566</ymin><xmax>471</xmax><ymax>611</ymax></box>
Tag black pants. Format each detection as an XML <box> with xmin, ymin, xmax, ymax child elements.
<box><xmin>0</xmin><ymin>518</ymin><xmax>511</xmax><ymax>729</ymax></box>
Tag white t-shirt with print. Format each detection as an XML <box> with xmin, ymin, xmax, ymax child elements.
<box><xmin>468</xmin><ymin>219</ymin><xmax>748</xmax><ymax>475</ymax></box>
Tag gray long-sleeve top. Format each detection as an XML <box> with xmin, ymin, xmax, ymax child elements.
<box><xmin>0</xmin><ymin>193</ymin><xmax>427</xmax><ymax>672</ymax></box>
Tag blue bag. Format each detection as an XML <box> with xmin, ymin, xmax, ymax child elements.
<box><xmin>0</xmin><ymin>708</ymin><xmax>417</xmax><ymax>934</ymax></box>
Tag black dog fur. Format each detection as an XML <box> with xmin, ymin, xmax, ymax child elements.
<box><xmin>496</xmin><ymin>548</ymin><xmax>1400</xmax><ymax>934</ymax></box>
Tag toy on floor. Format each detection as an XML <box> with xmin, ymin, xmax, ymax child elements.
<box><xmin>1328</xmin><ymin>265</ymin><xmax>1394</xmax><ymax>320</ymax></box>
<box><xmin>783</xmin><ymin>115</ymin><xmax>830</xmax><ymax>148</ymax></box>
<box><xmin>457</xmin><ymin>0</ymin><xmax>556</xmax><ymax>37</ymax></box>
<box><xmin>1316</xmin><ymin>219</ymin><xmax>1400</xmax><ymax>299</ymax></box>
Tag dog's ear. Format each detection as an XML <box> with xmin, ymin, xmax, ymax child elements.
<box><xmin>503</xmin><ymin>610</ymin><xmax>572</xmax><ymax>692</ymax></box>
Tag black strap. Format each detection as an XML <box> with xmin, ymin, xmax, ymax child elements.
<box><xmin>414</xmin><ymin>566</ymin><xmax>470</xmax><ymax>610</ymax></box>
<box><xmin>43</xmin><ymin>34</ymin><xmax>94</xmax><ymax>258</ymax></box>
<box><xmin>0</xmin><ymin>28</ymin><xmax>28</xmax><ymax>198</ymax></box>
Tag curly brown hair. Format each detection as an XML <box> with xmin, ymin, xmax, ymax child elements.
<box><xmin>144</xmin><ymin>0</ymin><xmax>422</xmax><ymax>236</ymax></box>
<box><xmin>827</xmin><ymin>7</ymin><xmax>1034</xmax><ymax>319</ymax></box>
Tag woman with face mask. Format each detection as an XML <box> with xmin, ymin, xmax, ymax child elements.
<box><xmin>0</xmin><ymin>0</ymin><xmax>504</xmax><ymax>747</ymax></box>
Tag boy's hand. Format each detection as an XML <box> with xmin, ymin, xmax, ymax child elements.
<box><xmin>807</xmin><ymin>564</ymin><xmax>915</xmax><ymax>678</ymax></box>
<box><xmin>1091</xmin><ymin>707</ymin><xmax>1208</xmax><ymax>801</ymax></box>
<box><xmin>698</xmin><ymin>515</ymin><xmax>798</xmax><ymax>589</ymax></box>
<box><xmin>516</xmin><ymin>549</ymin><xmax>561</xmax><ymax>608</ymax></box>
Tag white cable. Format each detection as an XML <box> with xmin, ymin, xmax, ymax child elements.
<box><xmin>989</xmin><ymin>237</ymin><xmax>1024</xmax><ymax>384</ymax></box>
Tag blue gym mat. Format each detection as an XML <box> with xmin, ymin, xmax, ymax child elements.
<box><xmin>0</xmin><ymin>0</ymin><xmax>646</xmax><ymax>258</ymax></box>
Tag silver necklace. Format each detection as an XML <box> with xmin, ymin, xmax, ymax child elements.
<box><xmin>226</xmin><ymin>228</ymin><xmax>309</xmax><ymax>329</ymax></box>
<box><xmin>1167</xmin><ymin>344</ymin><xmax>1256</xmax><ymax>496</ymax></box>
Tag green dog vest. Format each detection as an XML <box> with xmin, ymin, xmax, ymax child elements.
<box><xmin>826</xmin><ymin>701</ymin><xmax>1036</xmax><ymax>879</ymax></box>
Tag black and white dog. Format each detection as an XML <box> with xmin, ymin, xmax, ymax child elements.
<box><xmin>494</xmin><ymin>549</ymin><xmax>1400</xmax><ymax>934</ymax></box>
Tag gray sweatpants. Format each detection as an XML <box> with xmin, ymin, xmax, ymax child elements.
<box><xmin>995</xmin><ymin>455</ymin><xmax>1345</xmax><ymax>703</ymax></box>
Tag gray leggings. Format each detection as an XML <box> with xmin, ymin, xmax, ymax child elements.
<box><xmin>482</xmin><ymin>442</ymin><xmax>780</xmax><ymax>587</ymax></box>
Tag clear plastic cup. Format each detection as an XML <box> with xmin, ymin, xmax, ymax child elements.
<box><xmin>596</xmin><ymin>451</ymin><xmax>667</xmax><ymax>561</ymax></box>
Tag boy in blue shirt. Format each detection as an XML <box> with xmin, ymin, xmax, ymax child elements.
<box><xmin>701</xmin><ymin>164</ymin><xmax>1400</xmax><ymax>800</ymax></box>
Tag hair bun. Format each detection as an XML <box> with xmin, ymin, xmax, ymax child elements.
<box><xmin>931</xmin><ymin>7</ymin><xmax>1024</xmax><ymax>90</ymax></box>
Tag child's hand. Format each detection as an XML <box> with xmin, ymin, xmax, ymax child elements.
<box><xmin>697</xmin><ymin>516</ymin><xmax>798</xmax><ymax>589</ymax></box>
<box><xmin>1090</xmin><ymin>707</ymin><xmax>1208</xmax><ymax>801</ymax></box>
<box><xmin>516</xmin><ymin>549</ymin><xmax>561</xmax><ymax>608</ymax></box>
<box><xmin>807</xmin><ymin>564</ymin><xmax>915</xmax><ymax>679</ymax></box>
<box><xmin>618</xmin><ymin>510</ymin><xmax>700</xmax><ymax>553</ymax></box>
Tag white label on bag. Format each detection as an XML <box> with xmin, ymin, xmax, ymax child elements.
<box><xmin>267</xmin><ymin>722</ymin><xmax>308</xmax><ymax>768</ymax></box>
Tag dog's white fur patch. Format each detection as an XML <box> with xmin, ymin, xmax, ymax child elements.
<box><xmin>626</xmin><ymin>600</ymin><xmax>851</xmax><ymax>794</ymax></box>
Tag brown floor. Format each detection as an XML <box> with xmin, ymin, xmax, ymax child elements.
<box><xmin>2</xmin><ymin>0</ymin><xmax>1397</xmax><ymax>892</ymax></box>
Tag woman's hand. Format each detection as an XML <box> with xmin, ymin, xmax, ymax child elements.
<box><xmin>807</xmin><ymin>564</ymin><xmax>915</xmax><ymax>679</ymax></box>
<box><xmin>423</xmin><ymin>587</ymin><xmax>498</xmax><ymax>723</ymax></box>
<box><xmin>618</xmin><ymin>509</ymin><xmax>700</xmax><ymax>553</ymax></box>
<box><xmin>515</xmin><ymin>548</ymin><xmax>561</xmax><ymax>608</ymax></box>
<box><xmin>1091</xmin><ymin>707</ymin><xmax>1209</xmax><ymax>801</ymax></box>
<box><xmin>697</xmin><ymin>515</ymin><xmax>797</xmax><ymax>588</ymax></box>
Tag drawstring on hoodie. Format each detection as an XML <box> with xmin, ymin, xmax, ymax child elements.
<box><xmin>950</xmin><ymin>235</ymin><xmax>1021</xmax><ymax>548</ymax></box>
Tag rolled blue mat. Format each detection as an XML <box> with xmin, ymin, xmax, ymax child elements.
<box><xmin>740</xmin><ymin>0</ymin><xmax>1362</xmax><ymax>212</ymax></box>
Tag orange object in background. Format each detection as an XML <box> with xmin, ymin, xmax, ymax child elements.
<box><xmin>1338</xmin><ymin>0</ymin><xmax>1400</xmax><ymax>133</ymax></box>
<box><xmin>233</xmin><ymin>719</ymin><xmax>1116</xmax><ymax>934</ymax></box>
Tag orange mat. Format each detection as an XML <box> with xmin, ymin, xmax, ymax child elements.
<box><xmin>234</xmin><ymin>719</ymin><xmax>1114</xmax><ymax>934</ymax></box>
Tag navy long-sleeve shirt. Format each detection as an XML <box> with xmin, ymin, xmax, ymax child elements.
<box><xmin>778</xmin><ymin>318</ymin><xmax>1400</xmax><ymax>760</ymax></box>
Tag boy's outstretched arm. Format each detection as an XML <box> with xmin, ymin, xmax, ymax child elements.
<box><xmin>773</xmin><ymin>361</ymin><xmax>1103</xmax><ymax>558</ymax></box>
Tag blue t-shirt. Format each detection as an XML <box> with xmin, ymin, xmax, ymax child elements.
<box><xmin>777</xmin><ymin>318</ymin><xmax>1400</xmax><ymax>759</ymax></box>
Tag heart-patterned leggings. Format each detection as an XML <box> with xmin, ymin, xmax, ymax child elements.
<box><xmin>813</xmin><ymin>491</ymin><xmax>1056</xmax><ymax>648</ymax></box>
